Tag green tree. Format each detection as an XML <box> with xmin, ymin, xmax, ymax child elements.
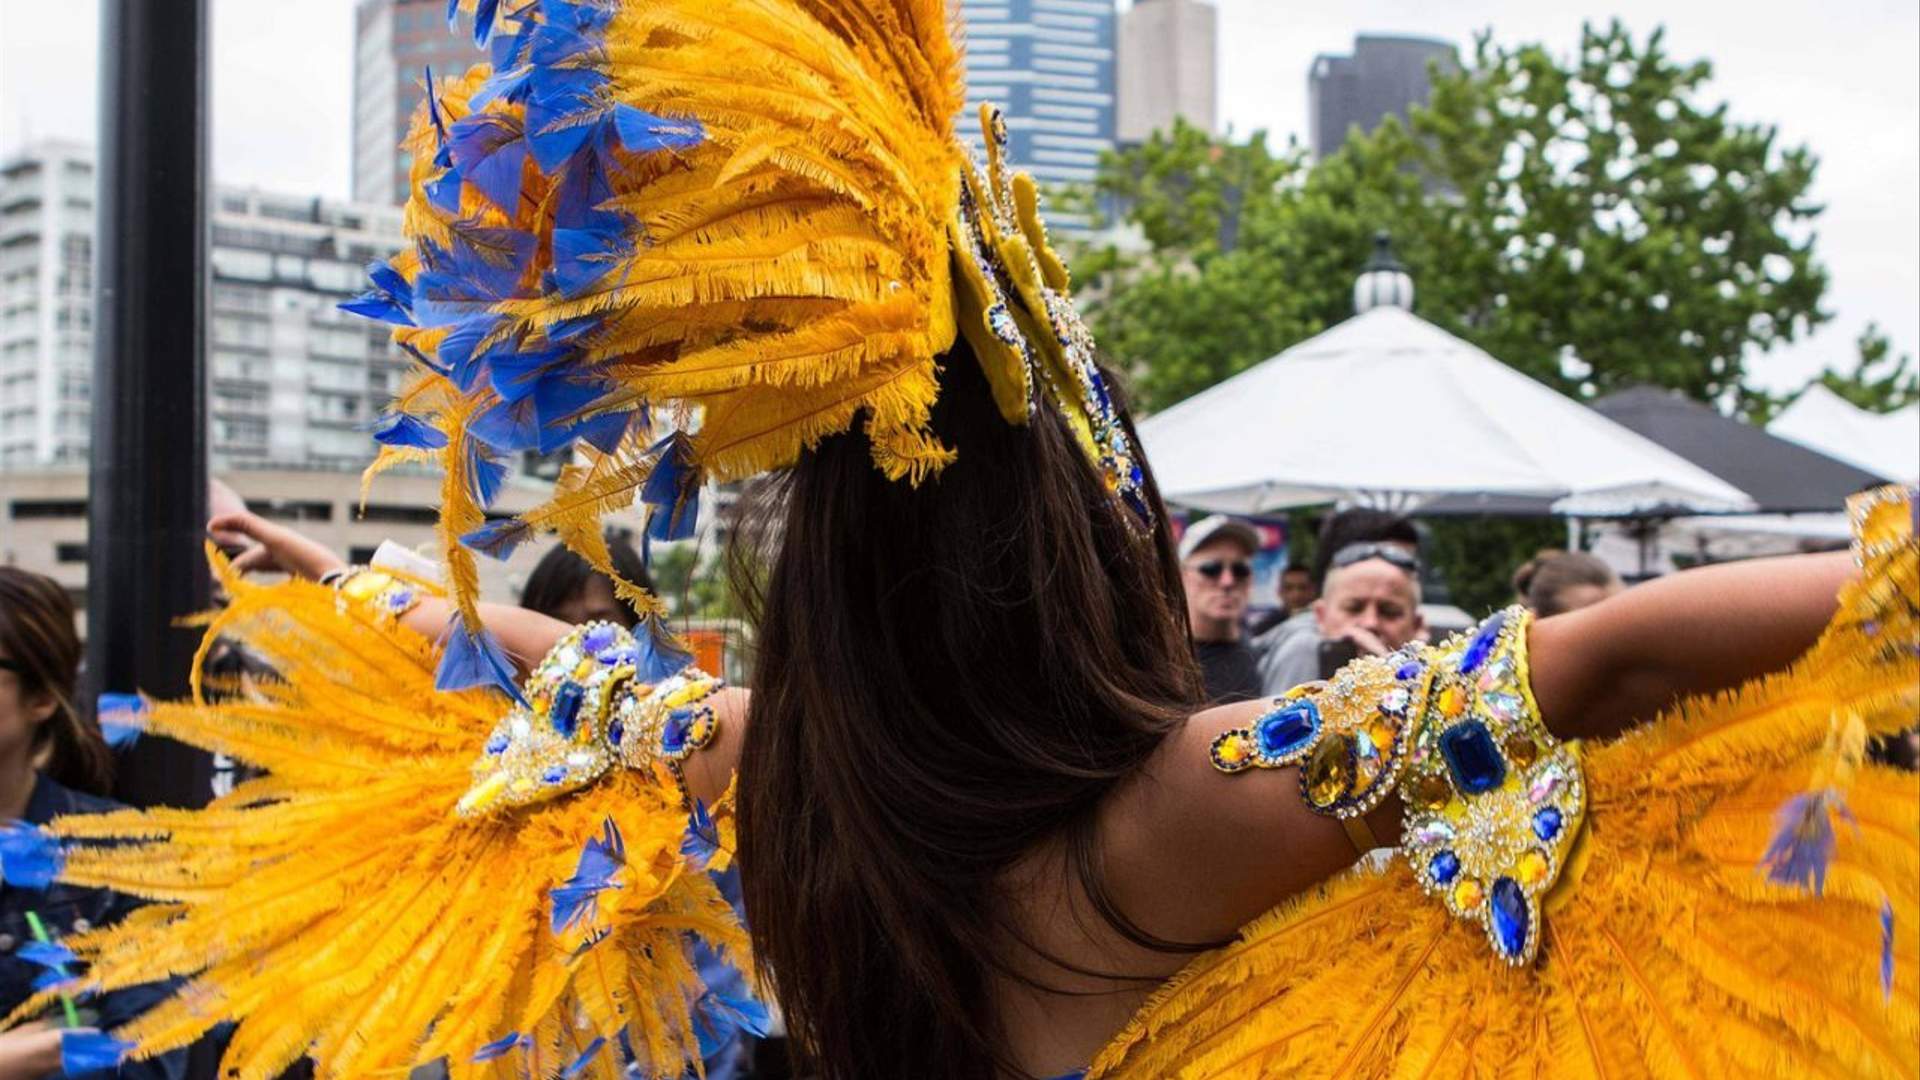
<box><xmin>1080</xmin><ymin>21</ymin><xmax>1830</xmax><ymax>414</ymax></box>
<box><xmin>1812</xmin><ymin>322</ymin><xmax>1919</xmax><ymax>413</ymax></box>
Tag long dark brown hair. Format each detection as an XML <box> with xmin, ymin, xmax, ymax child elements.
<box><xmin>735</xmin><ymin>346</ymin><xmax>1205</xmax><ymax>1078</ymax></box>
<box><xmin>0</xmin><ymin>567</ymin><xmax>114</xmax><ymax>796</ymax></box>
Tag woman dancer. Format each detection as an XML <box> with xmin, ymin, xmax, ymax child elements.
<box><xmin>5</xmin><ymin>3</ymin><xmax>1914</xmax><ymax>1078</ymax></box>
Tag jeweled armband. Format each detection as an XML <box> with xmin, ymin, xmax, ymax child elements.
<box><xmin>329</xmin><ymin>566</ymin><xmax>431</xmax><ymax>619</ymax></box>
<box><xmin>1210</xmin><ymin>646</ymin><xmax>1432</xmax><ymax>819</ymax></box>
<box><xmin>1397</xmin><ymin>607</ymin><xmax>1585</xmax><ymax>966</ymax></box>
<box><xmin>455</xmin><ymin>622</ymin><xmax>723</xmax><ymax>818</ymax></box>
<box><xmin>1209</xmin><ymin>608</ymin><xmax>1588</xmax><ymax>966</ymax></box>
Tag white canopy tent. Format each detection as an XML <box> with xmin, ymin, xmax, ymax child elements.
<box><xmin>1138</xmin><ymin>307</ymin><xmax>1755</xmax><ymax>517</ymax></box>
<box><xmin>1768</xmin><ymin>384</ymin><xmax>1919</xmax><ymax>485</ymax></box>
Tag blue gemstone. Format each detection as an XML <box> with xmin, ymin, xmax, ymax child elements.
<box><xmin>541</xmin><ymin>765</ymin><xmax>568</xmax><ymax>785</ymax></box>
<box><xmin>661</xmin><ymin>708</ymin><xmax>693</xmax><ymax>754</ymax></box>
<box><xmin>1458</xmin><ymin>611</ymin><xmax>1507</xmax><ymax>675</ymax></box>
<box><xmin>1532</xmin><ymin>806</ymin><xmax>1563</xmax><ymax>841</ymax></box>
<box><xmin>1490</xmin><ymin>877</ymin><xmax>1530</xmax><ymax>958</ymax></box>
<box><xmin>1395</xmin><ymin>661</ymin><xmax>1422</xmax><ymax>681</ymax></box>
<box><xmin>582</xmin><ymin>625</ymin><xmax>616</xmax><ymax>654</ymax></box>
<box><xmin>1429</xmin><ymin>850</ymin><xmax>1460</xmax><ymax>885</ymax></box>
<box><xmin>1439</xmin><ymin>720</ymin><xmax>1506</xmax><ymax>794</ymax></box>
<box><xmin>549</xmin><ymin>681</ymin><xmax>584</xmax><ymax>738</ymax></box>
<box><xmin>1255</xmin><ymin>700</ymin><xmax>1321</xmax><ymax>760</ymax></box>
<box><xmin>1128</xmin><ymin>462</ymin><xmax>1143</xmax><ymax>488</ymax></box>
<box><xmin>484</xmin><ymin>733</ymin><xmax>509</xmax><ymax>755</ymax></box>
<box><xmin>606</xmin><ymin>719</ymin><xmax>624</xmax><ymax>746</ymax></box>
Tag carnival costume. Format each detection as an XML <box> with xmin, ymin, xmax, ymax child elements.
<box><xmin>1</xmin><ymin>1</ymin><xmax>1915</xmax><ymax>1077</ymax></box>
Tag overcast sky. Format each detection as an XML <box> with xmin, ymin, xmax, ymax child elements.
<box><xmin>2</xmin><ymin>0</ymin><xmax>1914</xmax><ymax>394</ymax></box>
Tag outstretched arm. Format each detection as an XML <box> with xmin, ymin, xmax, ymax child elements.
<box><xmin>1528</xmin><ymin>550</ymin><xmax>1855</xmax><ymax>741</ymax></box>
<box><xmin>210</xmin><ymin>511</ymin><xmax>573</xmax><ymax>675</ymax></box>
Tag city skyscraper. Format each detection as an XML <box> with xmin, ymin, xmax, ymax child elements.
<box><xmin>1116</xmin><ymin>0</ymin><xmax>1217</xmax><ymax>144</ymax></box>
<box><xmin>352</xmin><ymin>0</ymin><xmax>485</xmax><ymax>206</ymax></box>
<box><xmin>1</xmin><ymin>140</ymin><xmax>94</xmax><ymax>470</ymax></box>
<box><xmin>1308</xmin><ymin>34</ymin><xmax>1457</xmax><ymax>160</ymax></box>
<box><xmin>952</xmin><ymin>0</ymin><xmax>1118</xmax><ymax>217</ymax></box>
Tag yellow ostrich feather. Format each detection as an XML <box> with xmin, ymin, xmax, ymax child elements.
<box><xmin>9</xmin><ymin>552</ymin><xmax>747</xmax><ymax>1079</ymax></box>
<box><xmin>1088</xmin><ymin>495</ymin><xmax>1920</xmax><ymax>1080</ymax></box>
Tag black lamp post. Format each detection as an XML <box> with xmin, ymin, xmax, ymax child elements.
<box><xmin>87</xmin><ymin>0</ymin><xmax>214</xmax><ymax>808</ymax></box>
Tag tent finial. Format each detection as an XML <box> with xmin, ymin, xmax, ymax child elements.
<box><xmin>1354</xmin><ymin>230</ymin><xmax>1414</xmax><ymax>314</ymax></box>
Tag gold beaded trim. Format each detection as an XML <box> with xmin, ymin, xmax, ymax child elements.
<box><xmin>455</xmin><ymin>622</ymin><xmax>722</xmax><ymax>818</ymax></box>
<box><xmin>330</xmin><ymin>566</ymin><xmax>433</xmax><ymax>620</ymax></box>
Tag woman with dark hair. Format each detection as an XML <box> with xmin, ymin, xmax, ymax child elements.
<box><xmin>1513</xmin><ymin>550</ymin><xmax>1624</xmax><ymax>617</ymax></box>
<box><xmin>17</xmin><ymin>3</ymin><xmax>1916</xmax><ymax>1078</ymax></box>
<box><xmin>0</xmin><ymin>569</ymin><xmax>183</xmax><ymax>1078</ymax></box>
<box><xmin>519</xmin><ymin>537</ymin><xmax>654</xmax><ymax>630</ymax></box>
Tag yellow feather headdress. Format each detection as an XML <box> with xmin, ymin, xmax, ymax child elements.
<box><xmin>345</xmin><ymin>0</ymin><xmax>1148</xmax><ymax>694</ymax></box>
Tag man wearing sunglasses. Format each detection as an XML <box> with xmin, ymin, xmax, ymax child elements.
<box><xmin>1177</xmin><ymin>515</ymin><xmax>1264</xmax><ymax>704</ymax></box>
<box><xmin>1258</xmin><ymin>540</ymin><xmax>1427</xmax><ymax>696</ymax></box>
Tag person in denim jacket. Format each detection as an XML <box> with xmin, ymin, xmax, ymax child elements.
<box><xmin>0</xmin><ymin>568</ymin><xmax>184</xmax><ymax>1080</ymax></box>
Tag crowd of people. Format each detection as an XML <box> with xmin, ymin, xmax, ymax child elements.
<box><xmin>1180</xmin><ymin>509</ymin><xmax>1628</xmax><ymax>706</ymax></box>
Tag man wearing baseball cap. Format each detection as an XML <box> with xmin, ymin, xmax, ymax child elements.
<box><xmin>1178</xmin><ymin>514</ymin><xmax>1264</xmax><ymax>703</ymax></box>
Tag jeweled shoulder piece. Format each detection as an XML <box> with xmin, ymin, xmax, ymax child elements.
<box><xmin>1209</xmin><ymin>646</ymin><xmax>1431</xmax><ymax>818</ymax></box>
<box><xmin>1397</xmin><ymin>607</ymin><xmax>1586</xmax><ymax>966</ymax></box>
<box><xmin>455</xmin><ymin>622</ymin><xmax>723</xmax><ymax>817</ymax></box>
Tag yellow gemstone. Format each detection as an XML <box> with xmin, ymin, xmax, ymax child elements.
<box><xmin>1442</xmin><ymin>799</ymin><xmax>1468</xmax><ymax>825</ymax></box>
<box><xmin>341</xmin><ymin>570</ymin><xmax>393</xmax><ymax>601</ymax></box>
<box><xmin>1368</xmin><ymin>720</ymin><xmax>1397</xmax><ymax>755</ymax></box>
<box><xmin>1452</xmin><ymin>877</ymin><xmax>1484</xmax><ymax>911</ymax></box>
<box><xmin>572</xmin><ymin>658</ymin><xmax>597</xmax><ymax>681</ymax></box>
<box><xmin>1505</xmin><ymin>734</ymin><xmax>1538</xmax><ymax>768</ymax></box>
<box><xmin>1305</xmin><ymin>737</ymin><xmax>1354</xmax><ymax>807</ymax></box>
<box><xmin>1215</xmin><ymin>734</ymin><xmax>1250</xmax><ymax>766</ymax></box>
<box><xmin>1517</xmin><ymin>849</ymin><xmax>1551</xmax><ymax>888</ymax></box>
<box><xmin>1409</xmin><ymin>771</ymin><xmax>1452</xmax><ymax>809</ymax></box>
<box><xmin>1438</xmin><ymin>685</ymin><xmax>1467</xmax><ymax>717</ymax></box>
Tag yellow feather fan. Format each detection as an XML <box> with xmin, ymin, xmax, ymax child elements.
<box><xmin>5</xmin><ymin>551</ymin><xmax>748</xmax><ymax>1080</ymax></box>
<box><xmin>1089</xmin><ymin>490</ymin><xmax>1920</xmax><ymax>1080</ymax></box>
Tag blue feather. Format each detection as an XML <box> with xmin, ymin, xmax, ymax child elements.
<box><xmin>396</xmin><ymin>340</ymin><xmax>449</xmax><ymax>377</ymax></box>
<box><xmin>32</xmin><ymin>967</ymin><xmax>74</xmax><ymax>993</ymax></box>
<box><xmin>468</xmin><ymin>443</ymin><xmax>510</xmax><ymax>507</ymax></box>
<box><xmin>471</xmin><ymin>1032</ymin><xmax>529</xmax><ymax>1063</ymax></box>
<box><xmin>444</xmin><ymin>0</ymin><xmax>459</xmax><ymax>28</ymax></box>
<box><xmin>436</xmin><ymin>314</ymin><xmax>506</xmax><ymax>391</ymax></box>
<box><xmin>425</xmin><ymin>166</ymin><xmax>465</xmax><ymax>215</ymax></box>
<box><xmin>524</xmin><ymin>67</ymin><xmax>607</xmax><ymax>170</ymax></box>
<box><xmin>18</xmin><ymin>940</ymin><xmax>76</xmax><ymax>970</ymax></box>
<box><xmin>424</xmin><ymin>66</ymin><xmax>452</xmax><ymax>168</ymax></box>
<box><xmin>486</xmin><ymin>343</ymin><xmax>571</xmax><ymax>404</ymax></box>
<box><xmin>1760</xmin><ymin>790</ymin><xmax>1847</xmax><ymax>895</ymax></box>
<box><xmin>472</xmin><ymin>0</ymin><xmax>500</xmax><ymax>44</ymax></box>
<box><xmin>681</xmin><ymin>799</ymin><xmax>720</xmax><ymax>865</ymax></box>
<box><xmin>547</xmin><ymin>314</ymin><xmax>600</xmax><ymax>343</ymax></box>
<box><xmin>95</xmin><ymin>691</ymin><xmax>147</xmax><ymax>749</ymax></box>
<box><xmin>489</xmin><ymin>21</ymin><xmax>533</xmax><ymax>72</ymax></box>
<box><xmin>550</xmin><ymin>225</ymin><xmax>631</xmax><ymax>299</ymax></box>
<box><xmin>447</xmin><ymin>113</ymin><xmax>528</xmax><ymax>214</ymax></box>
<box><xmin>461</xmin><ymin>518</ymin><xmax>534</xmax><ymax>561</ymax></box>
<box><xmin>550</xmin><ymin>819</ymin><xmax>625</xmax><ymax>934</ymax></box>
<box><xmin>693</xmin><ymin>992</ymin><xmax>772</xmax><ymax>1058</ymax></box>
<box><xmin>1882</xmin><ymin>901</ymin><xmax>1896</xmax><ymax>1001</ymax></box>
<box><xmin>469</xmin><ymin>64</ymin><xmax>533</xmax><ymax>111</ymax></box>
<box><xmin>0</xmin><ymin>822</ymin><xmax>63</xmax><ymax>889</ymax></box>
<box><xmin>642</xmin><ymin>433</ymin><xmax>700</xmax><ymax>541</ymax></box>
<box><xmin>61</xmin><ymin>1031</ymin><xmax>133</xmax><ymax>1077</ymax></box>
<box><xmin>370</xmin><ymin>411</ymin><xmax>450</xmax><ymax>450</ymax></box>
<box><xmin>338</xmin><ymin>291</ymin><xmax>414</xmax><ymax>326</ymax></box>
<box><xmin>366</xmin><ymin>260</ymin><xmax>415</xmax><ymax>311</ymax></box>
<box><xmin>532</xmin><ymin>376</ymin><xmax>610</xmax><ymax>454</ymax></box>
<box><xmin>559</xmin><ymin>1037</ymin><xmax>607</xmax><ymax>1080</ymax></box>
<box><xmin>573</xmin><ymin>409</ymin><xmax>632</xmax><ymax>454</ymax></box>
<box><xmin>528</xmin><ymin>17</ymin><xmax>597</xmax><ymax>65</ymax></box>
<box><xmin>612</xmin><ymin>104</ymin><xmax>705</xmax><ymax>154</ymax></box>
<box><xmin>633</xmin><ymin>620</ymin><xmax>694</xmax><ymax>683</ymax></box>
<box><xmin>469</xmin><ymin>397</ymin><xmax>542</xmax><ymax>454</ymax></box>
<box><xmin>435</xmin><ymin>620</ymin><xmax>529</xmax><ymax>706</ymax></box>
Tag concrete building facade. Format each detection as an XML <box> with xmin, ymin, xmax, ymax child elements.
<box><xmin>352</xmin><ymin>0</ymin><xmax>486</xmax><ymax>206</ymax></box>
<box><xmin>1308</xmin><ymin>34</ymin><xmax>1457</xmax><ymax>160</ymax></box>
<box><xmin>953</xmin><ymin>0</ymin><xmax>1118</xmax><ymax>217</ymax></box>
<box><xmin>0</xmin><ymin>140</ymin><xmax>95</xmax><ymax>471</ymax></box>
<box><xmin>1116</xmin><ymin>0</ymin><xmax>1217</xmax><ymax>144</ymax></box>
